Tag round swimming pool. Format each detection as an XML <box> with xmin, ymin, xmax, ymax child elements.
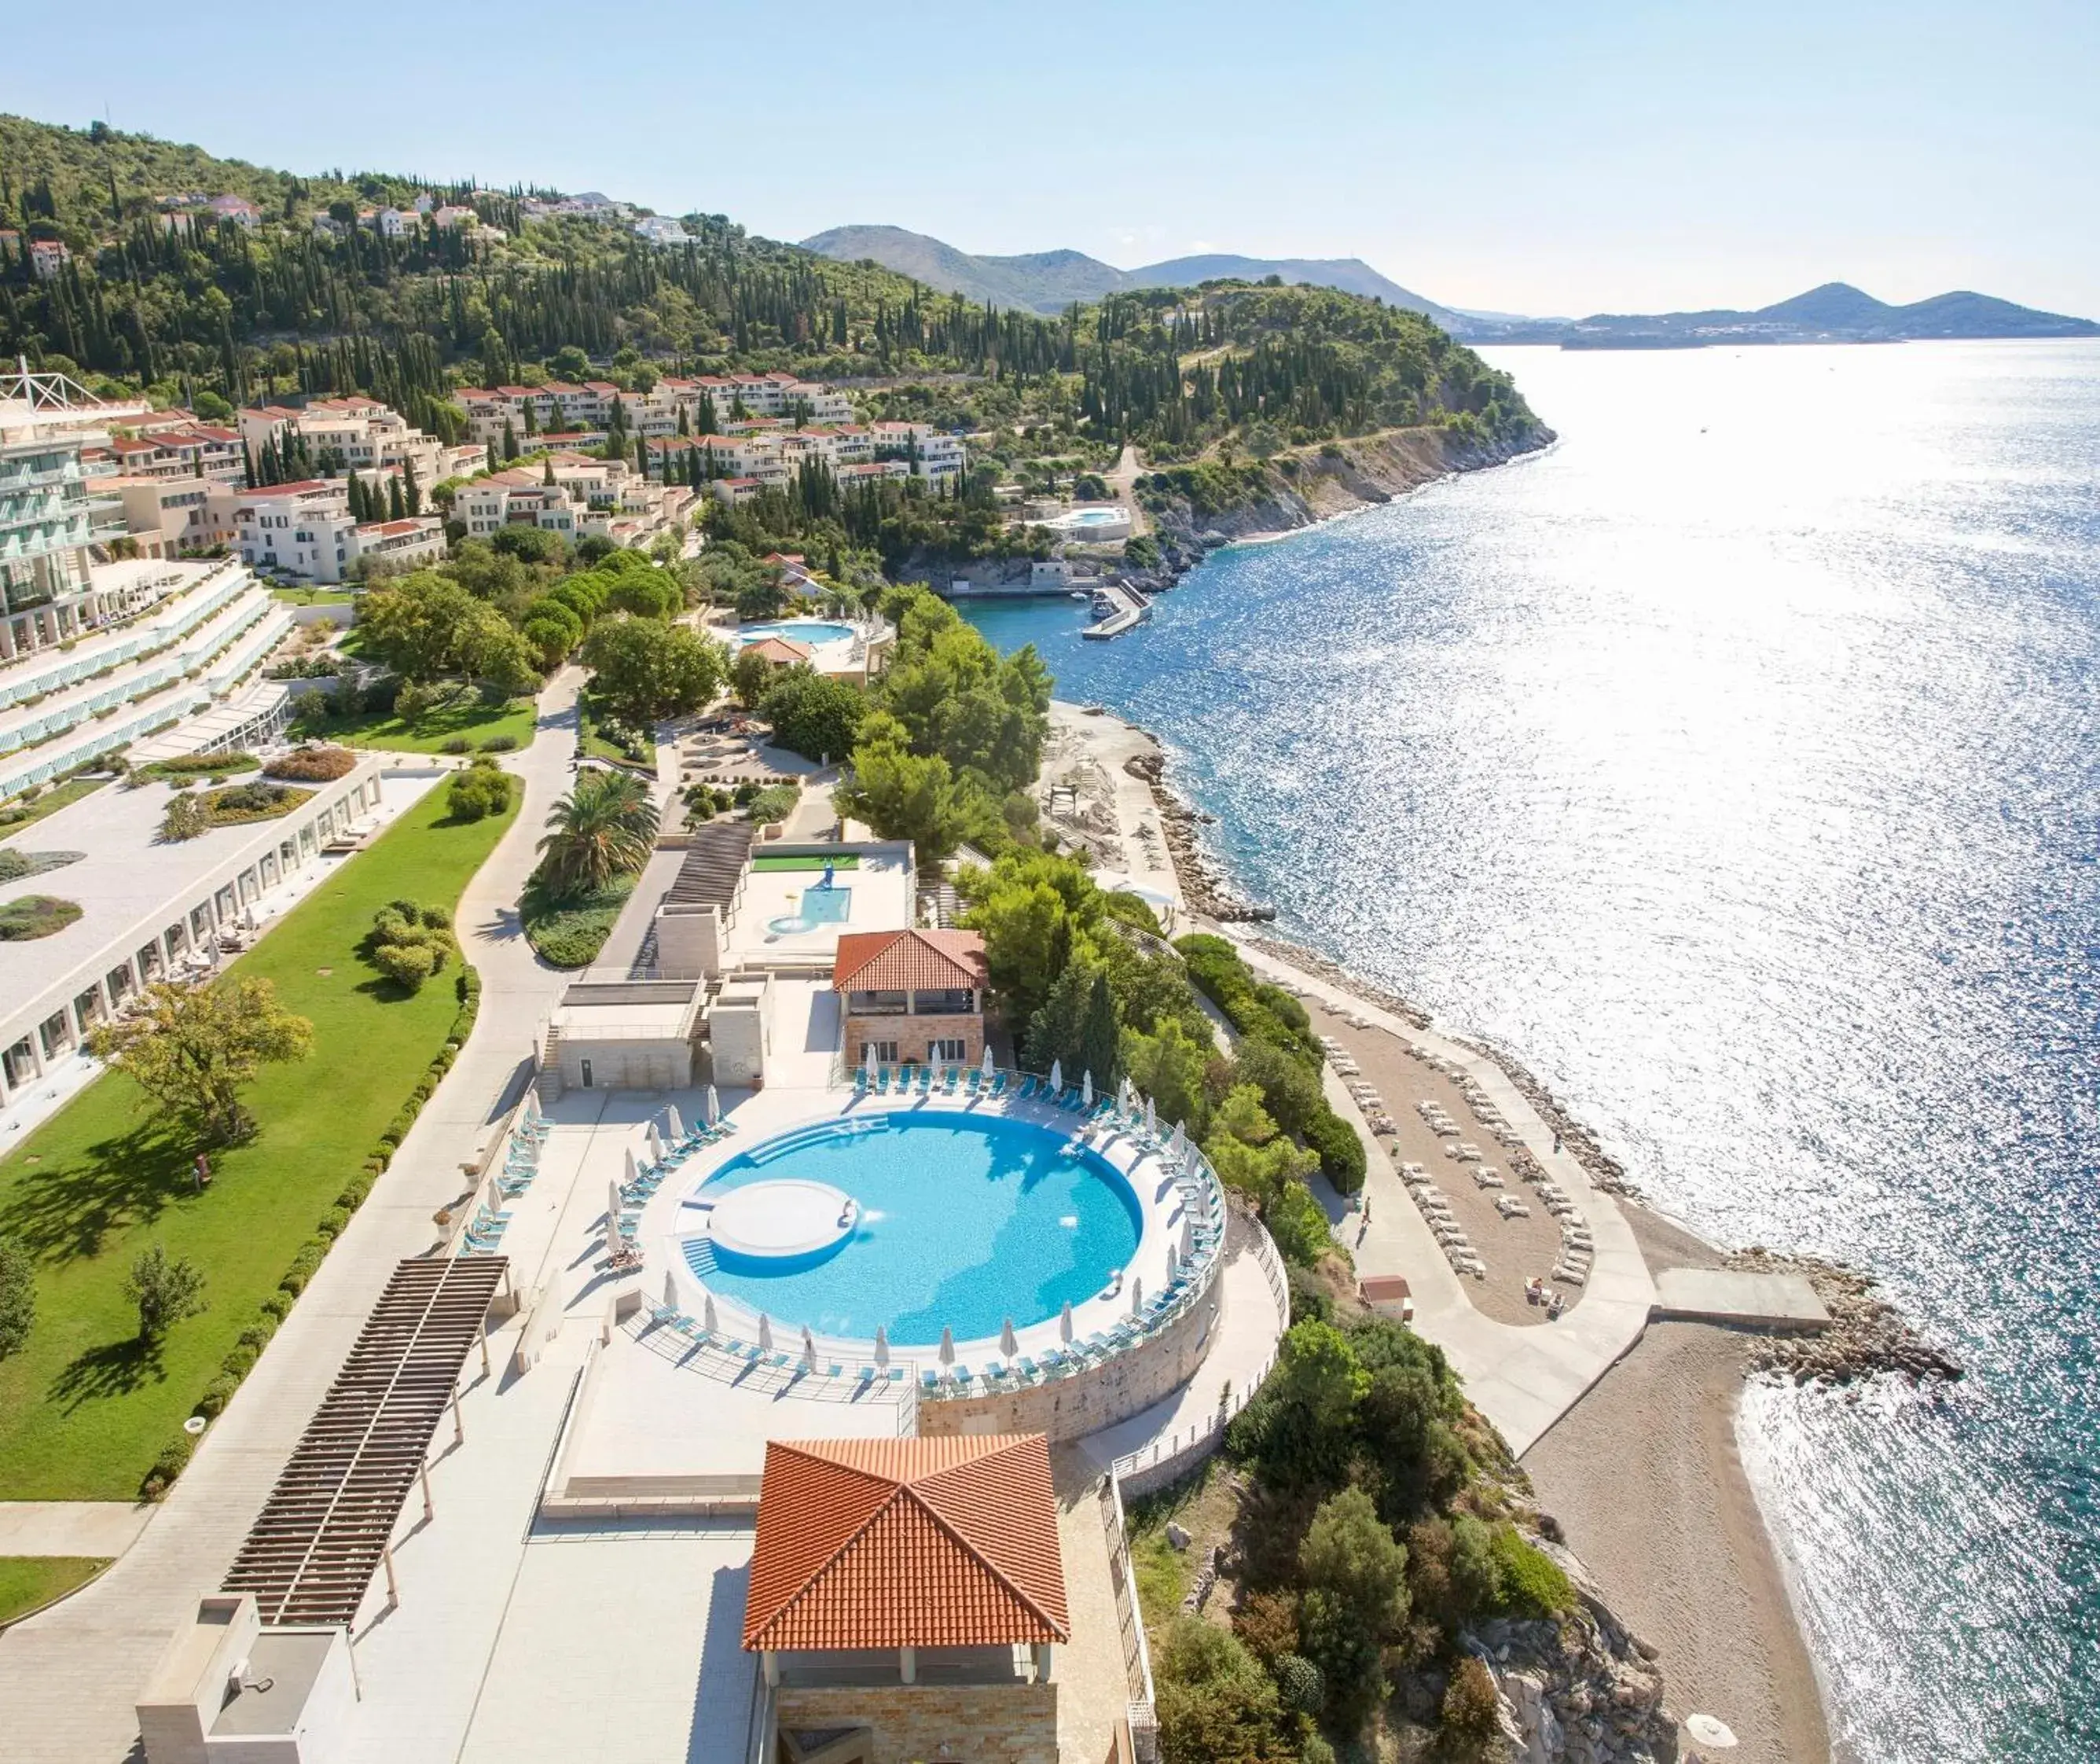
<box><xmin>678</xmin><ymin>1111</ymin><xmax>1143</xmax><ymax>1345</ymax></box>
<box><xmin>734</xmin><ymin>619</ymin><xmax>856</xmax><ymax>647</ymax></box>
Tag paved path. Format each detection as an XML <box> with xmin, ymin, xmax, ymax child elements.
<box><xmin>0</xmin><ymin>1503</ymin><xmax>155</xmax><ymax>1559</ymax></box>
<box><xmin>0</xmin><ymin>670</ymin><xmax>586</xmax><ymax>1764</ymax></box>
<box><xmin>1227</xmin><ymin>934</ymin><xmax>1657</xmax><ymax>1457</ymax></box>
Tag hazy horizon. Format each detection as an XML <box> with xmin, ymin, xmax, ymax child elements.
<box><xmin>4</xmin><ymin>0</ymin><xmax>2096</xmax><ymax>321</ymax></box>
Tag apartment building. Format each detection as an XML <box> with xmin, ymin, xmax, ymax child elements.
<box><xmin>451</xmin><ymin>373</ymin><xmax>855</xmax><ymax>448</ymax></box>
<box><xmin>870</xmin><ymin>421</ymin><xmax>967</xmax><ymax>482</ymax></box>
<box><xmin>105</xmin><ymin>479</ymin><xmax>227</xmax><ymax>557</ymax></box>
<box><xmin>215</xmin><ymin>480</ymin><xmax>445</xmax><ymax>584</ymax></box>
<box><xmin>90</xmin><ymin>424</ymin><xmax>246</xmax><ymax>483</ymax></box>
<box><xmin>236</xmin><ymin>399</ymin><xmax>480</xmax><ymax>498</ymax></box>
<box><xmin>454</xmin><ymin>454</ymin><xmax>692</xmax><ymax>548</ymax></box>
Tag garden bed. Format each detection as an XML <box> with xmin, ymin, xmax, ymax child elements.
<box><xmin>0</xmin><ymin>895</ymin><xmax>83</xmax><ymax>941</ymax></box>
<box><xmin>520</xmin><ymin>873</ymin><xmax>636</xmax><ymax>968</ymax></box>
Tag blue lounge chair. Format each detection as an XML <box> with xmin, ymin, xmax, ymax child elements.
<box><xmin>964</xmin><ymin>1068</ymin><xmax>982</xmax><ymax>1095</ymax></box>
<box><xmin>942</xmin><ymin>1066</ymin><xmax>959</xmax><ymax>1094</ymax></box>
<box><xmin>921</xmin><ymin>1369</ymin><xmax>940</xmax><ymax>1390</ymax></box>
<box><xmin>915</xmin><ymin>1066</ymin><xmax>933</xmax><ymax>1095</ymax></box>
<box><xmin>990</xmin><ymin>1071</ymin><xmax>1011</xmax><ymax>1097</ymax></box>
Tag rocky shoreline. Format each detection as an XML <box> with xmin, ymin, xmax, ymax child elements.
<box><xmin>1728</xmin><ymin>1248</ymin><xmax>1965</xmax><ymax>1386</ymax></box>
<box><xmin>1121</xmin><ymin>424</ymin><xmax>1556</xmax><ymax>594</ymax></box>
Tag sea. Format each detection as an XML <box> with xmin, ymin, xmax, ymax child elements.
<box><xmin>960</xmin><ymin>340</ymin><xmax>2099</xmax><ymax>1763</ymax></box>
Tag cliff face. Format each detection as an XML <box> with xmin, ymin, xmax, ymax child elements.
<box><xmin>1136</xmin><ymin>424</ymin><xmax>1554</xmax><ymax>559</ymax></box>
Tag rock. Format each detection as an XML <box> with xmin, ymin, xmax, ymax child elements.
<box><xmin>1164</xmin><ymin>1521</ymin><xmax>1190</xmax><ymax>1550</ymax></box>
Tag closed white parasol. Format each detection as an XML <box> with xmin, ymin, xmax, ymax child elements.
<box><xmin>874</xmin><ymin>1325</ymin><xmax>890</xmax><ymax>1369</ymax></box>
<box><xmin>706</xmin><ymin>1085</ymin><xmax>721</xmax><ymax>1126</ymax></box>
<box><xmin>1000</xmin><ymin>1317</ymin><xmax>1019</xmax><ymax>1359</ymax></box>
<box><xmin>624</xmin><ymin>1148</ymin><xmax>641</xmax><ymax>1188</ymax></box>
<box><xmin>663</xmin><ymin>1270</ymin><xmax>678</xmax><ymax>1309</ymax></box>
<box><xmin>1081</xmin><ymin>1070</ymin><xmax>1093</xmax><ymax>1109</ymax></box>
<box><xmin>757</xmin><ymin>1313</ymin><xmax>774</xmax><ymax>1354</ymax></box>
<box><xmin>646</xmin><ymin>1123</ymin><xmax>664</xmax><ymax>1163</ymax></box>
<box><xmin>665</xmin><ymin>1104</ymin><xmax>685</xmax><ymax>1141</ymax></box>
<box><xmin>979</xmin><ymin>1045</ymin><xmax>995</xmax><ymax>1079</ymax></box>
<box><xmin>1059</xmin><ymin>1301</ymin><xmax>1074</xmax><ymax>1343</ymax></box>
<box><xmin>1048</xmin><ymin>1059</ymin><xmax>1063</xmax><ymax>1094</ymax></box>
<box><xmin>801</xmin><ymin>1325</ymin><xmax>817</xmax><ymax>1372</ymax></box>
<box><xmin>938</xmin><ymin>1325</ymin><xmax>956</xmax><ymax>1367</ymax></box>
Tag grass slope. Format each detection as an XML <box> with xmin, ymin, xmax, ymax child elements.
<box><xmin>301</xmin><ymin>697</ymin><xmax>538</xmax><ymax>755</ymax></box>
<box><xmin>0</xmin><ymin>1556</ymin><xmax>109</xmax><ymax>1626</ymax></box>
<box><xmin>0</xmin><ymin>782</ymin><xmax>516</xmax><ymax>1500</ymax></box>
<box><xmin>0</xmin><ymin>778</ymin><xmax>108</xmax><ymax>843</ymax></box>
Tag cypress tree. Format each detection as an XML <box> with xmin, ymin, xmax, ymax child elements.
<box><xmin>501</xmin><ymin>418</ymin><xmax>517</xmax><ymax>462</ymax></box>
<box><xmin>387</xmin><ymin>476</ymin><xmax>406</xmax><ymax>520</ymax></box>
<box><xmin>402</xmin><ymin>455</ymin><xmax>420</xmax><ymax>516</ymax></box>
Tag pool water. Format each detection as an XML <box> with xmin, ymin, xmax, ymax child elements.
<box><xmin>681</xmin><ymin>1112</ymin><xmax>1143</xmax><ymax>1345</ymax></box>
<box><xmin>765</xmin><ymin>884</ymin><xmax>851</xmax><ymax>935</ymax></box>
<box><xmin>735</xmin><ymin>619</ymin><xmax>856</xmax><ymax>647</ymax></box>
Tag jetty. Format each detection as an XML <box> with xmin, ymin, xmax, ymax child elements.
<box><xmin>1081</xmin><ymin>579</ymin><xmax>1151</xmax><ymax>640</ymax></box>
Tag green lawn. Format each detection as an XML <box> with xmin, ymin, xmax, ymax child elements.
<box><xmin>0</xmin><ymin>778</ymin><xmax>108</xmax><ymax>844</ymax></box>
<box><xmin>520</xmin><ymin>873</ymin><xmax>634</xmax><ymax>968</ymax></box>
<box><xmin>268</xmin><ymin>588</ymin><xmax>356</xmax><ymax>608</ymax></box>
<box><xmin>0</xmin><ymin>1556</ymin><xmax>108</xmax><ymax>1627</ymax></box>
<box><xmin>300</xmin><ymin>696</ymin><xmax>539</xmax><ymax>755</ymax></box>
<box><xmin>0</xmin><ymin>782</ymin><xmax>519</xmax><ymax>1500</ymax></box>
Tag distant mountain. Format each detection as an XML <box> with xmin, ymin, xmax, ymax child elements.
<box><xmin>801</xmin><ymin>225</ymin><xmax>1482</xmax><ymax>333</ymax></box>
<box><xmin>1509</xmin><ymin>281</ymin><xmax>2098</xmax><ymax>347</ymax></box>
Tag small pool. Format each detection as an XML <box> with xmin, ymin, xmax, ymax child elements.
<box><xmin>1063</xmin><ymin>509</ymin><xmax>1125</xmax><ymax>527</ymax></box>
<box><xmin>680</xmin><ymin>1112</ymin><xmax>1143</xmax><ymax>1344</ymax></box>
<box><xmin>736</xmin><ymin>620</ymin><xmax>857</xmax><ymax>648</ymax></box>
<box><xmin>765</xmin><ymin>884</ymin><xmax>852</xmax><ymax>935</ymax></box>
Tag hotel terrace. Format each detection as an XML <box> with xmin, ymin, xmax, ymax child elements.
<box><xmin>109</xmin><ymin>788</ymin><xmax>1288</xmax><ymax>1764</ymax></box>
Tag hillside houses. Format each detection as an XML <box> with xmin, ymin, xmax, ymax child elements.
<box><xmin>453</xmin><ymin>452</ymin><xmax>694</xmax><ymax>549</ymax></box>
<box><xmin>450</xmin><ymin>372</ymin><xmax>854</xmax><ymax>448</ymax></box>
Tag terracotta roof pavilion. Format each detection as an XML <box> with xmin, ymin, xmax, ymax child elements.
<box><xmin>743</xmin><ymin>1435</ymin><xmax>1067</xmax><ymax>1652</ymax></box>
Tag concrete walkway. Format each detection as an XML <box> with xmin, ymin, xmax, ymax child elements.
<box><xmin>0</xmin><ymin>670</ymin><xmax>587</xmax><ymax>1764</ymax></box>
<box><xmin>0</xmin><ymin>1503</ymin><xmax>156</xmax><ymax>1559</ymax></box>
<box><xmin>1227</xmin><ymin>934</ymin><xmax>1657</xmax><ymax>1457</ymax></box>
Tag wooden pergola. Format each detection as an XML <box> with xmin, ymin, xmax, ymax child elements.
<box><xmin>222</xmin><ymin>1255</ymin><xmax>507</xmax><ymax>1628</ymax></box>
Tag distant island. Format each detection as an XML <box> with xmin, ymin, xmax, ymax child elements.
<box><xmin>803</xmin><ymin>226</ymin><xmax>2100</xmax><ymax>347</ymax></box>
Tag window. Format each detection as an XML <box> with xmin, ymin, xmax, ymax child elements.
<box><xmin>912</xmin><ymin>988</ymin><xmax>975</xmax><ymax>1017</ymax></box>
<box><xmin>859</xmin><ymin>1041</ymin><xmax>899</xmax><ymax>1067</ymax></box>
<box><xmin>929</xmin><ymin>1038</ymin><xmax>967</xmax><ymax>1064</ymax></box>
<box><xmin>848</xmin><ymin>989</ymin><xmax>908</xmax><ymax>1016</ymax></box>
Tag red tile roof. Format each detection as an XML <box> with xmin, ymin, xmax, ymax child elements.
<box><xmin>743</xmin><ymin>1435</ymin><xmax>1067</xmax><ymax>1652</ymax></box>
<box><xmin>832</xmin><ymin>928</ymin><xmax>986</xmax><ymax>994</ymax></box>
<box><xmin>747</xmin><ymin>637</ymin><xmax>813</xmax><ymax>666</ymax></box>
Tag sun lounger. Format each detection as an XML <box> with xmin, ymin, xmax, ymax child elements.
<box><xmin>990</xmin><ymin>1071</ymin><xmax>1011</xmax><ymax>1097</ymax></box>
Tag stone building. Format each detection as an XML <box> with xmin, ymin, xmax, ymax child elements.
<box><xmin>833</xmin><ymin>929</ymin><xmax>988</xmax><ymax>1071</ymax></box>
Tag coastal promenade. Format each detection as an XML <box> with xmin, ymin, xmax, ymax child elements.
<box><xmin>0</xmin><ymin>668</ymin><xmax>587</xmax><ymax>1764</ymax></box>
<box><xmin>1225</xmin><ymin>935</ymin><xmax>1659</xmax><ymax>1456</ymax></box>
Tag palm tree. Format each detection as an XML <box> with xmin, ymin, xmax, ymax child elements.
<box><xmin>534</xmin><ymin>770</ymin><xmax>659</xmax><ymax>898</ymax></box>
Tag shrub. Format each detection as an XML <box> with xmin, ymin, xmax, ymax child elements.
<box><xmin>0</xmin><ymin>1236</ymin><xmax>35</xmax><ymax>1357</ymax></box>
<box><xmin>479</xmin><ymin>733</ymin><xmax>519</xmax><ymax>753</ymax></box>
<box><xmin>140</xmin><ymin>1431</ymin><xmax>194</xmax><ymax>1500</ymax></box>
<box><xmin>746</xmin><ymin>781</ymin><xmax>799</xmax><ymax>826</ymax></box>
<box><xmin>264</xmin><ymin>744</ymin><xmax>357</xmax><ymax>782</ymax></box>
<box><xmin>1489</xmin><ymin>1525</ymin><xmax>1574</xmax><ymax>1618</ymax></box>
<box><xmin>440</xmin><ymin>736</ymin><xmax>474</xmax><ymax>755</ymax></box>
<box><xmin>316</xmin><ymin>1206</ymin><xmax>351</xmax><ymax>1239</ymax></box>
<box><xmin>1265</xmin><ymin>1179</ymin><xmax>1332</xmax><ymax>1266</ymax></box>
<box><xmin>1232</xmin><ymin>1589</ymin><xmax>1299</xmax><ymax>1665</ymax></box>
<box><xmin>193</xmin><ymin>1372</ymin><xmax>241</xmax><ymax>1419</ymax></box>
<box><xmin>1439</xmin><ymin>1655</ymin><xmax>1503</xmax><ymax>1751</ymax></box>
<box><xmin>1304</xmin><ymin>1108</ymin><xmax>1366</xmax><ymax>1193</ymax></box>
<box><xmin>1271</xmin><ymin>1652</ymin><xmax>1324</xmax><ymax>1717</ymax></box>
<box><xmin>446</xmin><ymin>758</ymin><xmax>513</xmax><ymax>821</ymax></box>
<box><xmin>160</xmin><ymin>792</ymin><xmax>211</xmax><ymax>842</ymax></box>
<box><xmin>220</xmin><ymin>1340</ymin><xmax>258</xmax><ymax>1378</ymax></box>
<box><xmin>365</xmin><ymin>899</ymin><xmax>457</xmax><ymax>992</ymax></box>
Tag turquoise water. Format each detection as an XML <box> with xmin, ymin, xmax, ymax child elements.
<box><xmin>765</xmin><ymin>884</ymin><xmax>851</xmax><ymax>934</ymax></box>
<box><xmin>735</xmin><ymin>619</ymin><xmax>854</xmax><ymax>645</ymax></box>
<box><xmin>682</xmin><ymin>1112</ymin><xmax>1142</xmax><ymax>1345</ymax></box>
<box><xmin>964</xmin><ymin>341</ymin><xmax>2100</xmax><ymax>1763</ymax></box>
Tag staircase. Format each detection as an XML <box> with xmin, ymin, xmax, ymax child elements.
<box><xmin>536</xmin><ymin>1024</ymin><xmax>565</xmax><ymax>1097</ymax></box>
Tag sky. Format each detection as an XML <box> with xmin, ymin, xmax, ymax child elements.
<box><xmin>6</xmin><ymin>0</ymin><xmax>2098</xmax><ymax>319</ymax></box>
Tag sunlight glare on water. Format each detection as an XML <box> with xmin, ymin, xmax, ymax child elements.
<box><xmin>964</xmin><ymin>341</ymin><xmax>2100</xmax><ymax>1762</ymax></box>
